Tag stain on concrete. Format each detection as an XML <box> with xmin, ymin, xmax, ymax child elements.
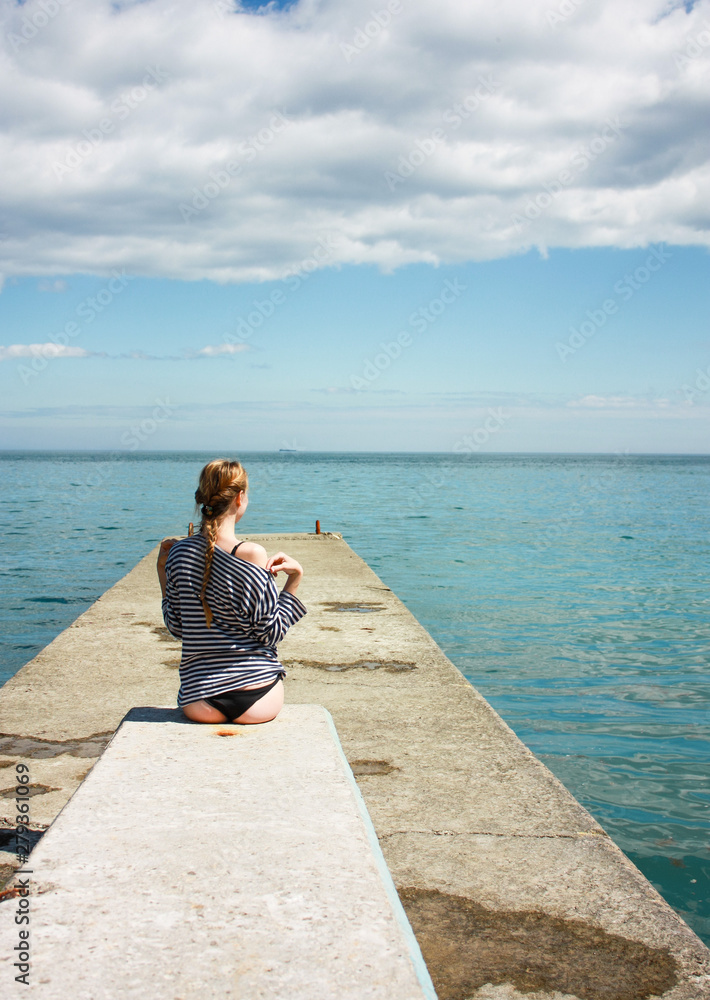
<box><xmin>0</xmin><ymin>783</ymin><xmax>60</xmax><ymax>799</ymax></box>
<box><xmin>133</xmin><ymin>622</ymin><xmax>176</xmax><ymax>642</ymax></box>
<box><xmin>163</xmin><ymin>658</ymin><xmax>181</xmax><ymax>669</ymax></box>
<box><xmin>0</xmin><ymin>760</ymin><xmax>13</xmax><ymax>769</ymax></box>
<box><xmin>0</xmin><ymin>828</ymin><xmax>45</xmax><ymax>853</ymax></box>
<box><xmin>398</xmin><ymin>887</ymin><xmax>678</xmax><ymax>1000</ymax></box>
<box><xmin>350</xmin><ymin>759</ymin><xmax>399</xmax><ymax>776</ymax></box>
<box><xmin>319</xmin><ymin>626</ymin><xmax>341</xmax><ymax>632</ymax></box>
<box><xmin>152</xmin><ymin>626</ymin><xmax>176</xmax><ymax>642</ymax></box>
<box><xmin>0</xmin><ymin>882</ymin><xmax>20</xmax><ymax>902</ymax></box>
<box><xmin>0</xmin><ymin>877</ymin><xmax>56</xmax><ymax>900</ymax></box>
<box><xmin>320</xmin><ymin>601</ymin><xmax>386</xmax><ymax>613</ymax></box>
<box><xmin>0</xmin><ymin>864</ymin><xmax>16</xmax><ymax>890</ymax></box>
<box><xmin>0</xmin><ymin>732</ymin><xmax>112</xmax><ymax>759</ymax></box>
<box><xmin>295</xmin><ymin>659</ymin><xmax>416</xmax><ymax>673</ymax></box>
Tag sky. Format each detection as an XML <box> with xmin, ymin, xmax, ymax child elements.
<box><xmin>1</xmin><ymin>0</ymin><xmax>709</xmax><ymax>452</ymax></box>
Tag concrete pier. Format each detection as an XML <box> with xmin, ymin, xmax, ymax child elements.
<box><xmin>1</xmin><ymin>532</ymin><xmax>709</xmax><ymax>999</ymax></box>
<box><xmin>0</xmin><ymin>704</ymin><xmax>435</xmax><ymax>999</ymax></box>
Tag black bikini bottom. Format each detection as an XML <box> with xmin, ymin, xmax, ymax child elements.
<box><xmin>204</xmin><ymin>676</ymin><xmax>281</xmax><ymax>720</ymax></box>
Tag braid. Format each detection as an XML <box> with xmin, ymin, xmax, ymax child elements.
<box><xmin>194</xmin><ymin>459</ymin><xmax>249</xmax><ymax>629</ymax></box>
<box><xmin>200</xmin><ymin>517</ymin><xmax>218</xmax><ymax>628</ymax></box>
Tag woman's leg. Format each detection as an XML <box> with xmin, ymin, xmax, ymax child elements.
<box><xmin>181</xmin><ymin>700</ymin><xmax>229</xmax><ymax>724</ymax></box>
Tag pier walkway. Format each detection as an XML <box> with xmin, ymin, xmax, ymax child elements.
<box><xmin>1</xmin><ymin>532</ymin><xmax>709</xmax><ymax>999</ymax></box>
<box><xmin>0</xmin><ymin>703</ymin><xmax>435</xmax><ymax>999</ymax></box>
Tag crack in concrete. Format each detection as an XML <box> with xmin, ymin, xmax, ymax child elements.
<box><xmin>379</xmin><ymin>829</ymin><xmax>609</xmax><ymax>840</ymax></box>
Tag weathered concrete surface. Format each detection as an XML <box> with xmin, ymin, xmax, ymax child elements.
<box><xmin>0</xmin><ymin>705</ymin><xmax>435</xmax><ymax>1000</ymax></box>
<box><xmin>1</xmin><ymin>533</ymin><xmax>709</xmax><ymax>1000</ymax></box>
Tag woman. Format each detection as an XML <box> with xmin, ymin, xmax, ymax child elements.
<box><xmin>157</xmin><ymin>458</ymin><xmax>306</xmax><ymax>725</ymax></box>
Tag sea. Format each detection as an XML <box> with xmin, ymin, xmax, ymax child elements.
<box><xmin>0</xmin><ymin>450</ymin><xmax>708</xmax><ymax>944</ymax></box>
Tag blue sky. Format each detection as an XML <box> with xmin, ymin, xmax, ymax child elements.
<box><xmin>1</xmin><ymin>0</ymin><xmax>709</xmax><ymax>452</ymax></box>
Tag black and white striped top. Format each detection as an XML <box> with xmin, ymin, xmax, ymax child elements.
<box><xmin>162</xmin><ymin>535</ymin><xmax>307</xmax><ymax>707</ymax></box>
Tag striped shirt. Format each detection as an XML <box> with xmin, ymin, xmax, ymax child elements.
<box><xmin>162</xmin><ymin>535</ymin><xmax>307</xmax><ymax>707</ymax></box>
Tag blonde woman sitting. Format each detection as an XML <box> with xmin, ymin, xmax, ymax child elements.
<box><xmin>157</xmin><ymin>458</ymin><xmax>306</xmax><ymax>725</ymax></box>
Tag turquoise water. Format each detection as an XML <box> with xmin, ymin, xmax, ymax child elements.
<box><xmin>1</xmin><ymin>450</ymin><xmax>708</xmax><ymax>944</ymax></box>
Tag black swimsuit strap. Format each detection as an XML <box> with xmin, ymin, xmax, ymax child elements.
<box><xmin>230</xmin><ymin>541</ymin><xmax>245</xmax><ymax>555</ymax></box>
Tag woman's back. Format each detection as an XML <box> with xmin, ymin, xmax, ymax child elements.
<box><xmin>163</xmin><ymin>534</ymin><xmax>306</xmax><ymax>707</ymax></box>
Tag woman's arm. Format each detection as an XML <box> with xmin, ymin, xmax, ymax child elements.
<box><xmin>246</xmin><ymin>551</ymin><xmax>306</xmax><ymax>645</ymax></box>
<box><xmin>157</xmin><ymin>538</ymin><xmax>179</xmax><ymax>598</ymax></box>
<box><xmin>158</xmin><ymin>538</ymin><xmax>183</xmax><ymax>638</ymax></box>
<box><xmin>237</xmin><ymin>544</ymin><xmax>303</xmax><ymax>597</ymax></box>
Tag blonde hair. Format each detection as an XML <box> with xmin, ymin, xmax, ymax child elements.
<box><xmin>194</xmin><ymin>459</ymin><xmax>249</xmax><ymax>627</ymax></box>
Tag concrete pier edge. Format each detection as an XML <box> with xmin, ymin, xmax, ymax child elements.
<box><xmin>322</xmin><ymin>708</ymin><xmax>438</xmax><ymax>1000</ymax></box>
<box><xmin>1</xmin><ymin>532</ymin><xmax>709</xmax><ymax>1000</ymax></box>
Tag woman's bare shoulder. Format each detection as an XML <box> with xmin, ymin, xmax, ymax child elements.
<box><xmin>235</xmin><ymin>541</ymin><xmax>268</xmax><ymax>569</ymax></box>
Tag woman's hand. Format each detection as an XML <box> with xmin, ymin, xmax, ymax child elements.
<box><xmin>157</xmin><ymin>539</ymin><xmax>180</xmax><ymax>598</ymax></box>
<box><xmin>265</xmin><ymin>551</ymin><xmax>303</xmax><ymax>594</ymax></box>
<box><xmin>157</xmin><ymin>537</ymin><xmax>180</xmax><ymax>570</ymax></box>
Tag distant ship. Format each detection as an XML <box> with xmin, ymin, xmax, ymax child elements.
<box><xmin>279</xmin><ymin>448</ymin><xmax>298</xmax><ymax>453</ymax></box>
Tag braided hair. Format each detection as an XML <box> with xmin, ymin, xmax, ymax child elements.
<box><xmin>194</xmin><ymin>459</ymin><xmax>249</xmax><ymax>627</ymax></box>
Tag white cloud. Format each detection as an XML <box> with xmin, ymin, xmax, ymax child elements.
<box><xmin>1</xmin><ymin>0</ymin><xmax>709</xmax><ymax>283</ymax></box>
<box><xmin>0</xmin><ymin>343</ymin><xmax>91</xmax><ymax>361</ymax></box>
<box><xmin>37</xmin><ymin>279</ymin><xmax>67</xmax><ymax>292</ymax></box>
<box><xmin>196</xmin><ymin>342</ymin><xmax>251</xmax><ymax>356</ymax></box>
<box><xmin>567</xmin><ymin>394</ymin><xmax>675</xmax><ymax>409</ymax></box>
<box><xmin>0</xmin><ymin>341</ymin><xmax>252</xmax><ymax>361</ymax></box>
